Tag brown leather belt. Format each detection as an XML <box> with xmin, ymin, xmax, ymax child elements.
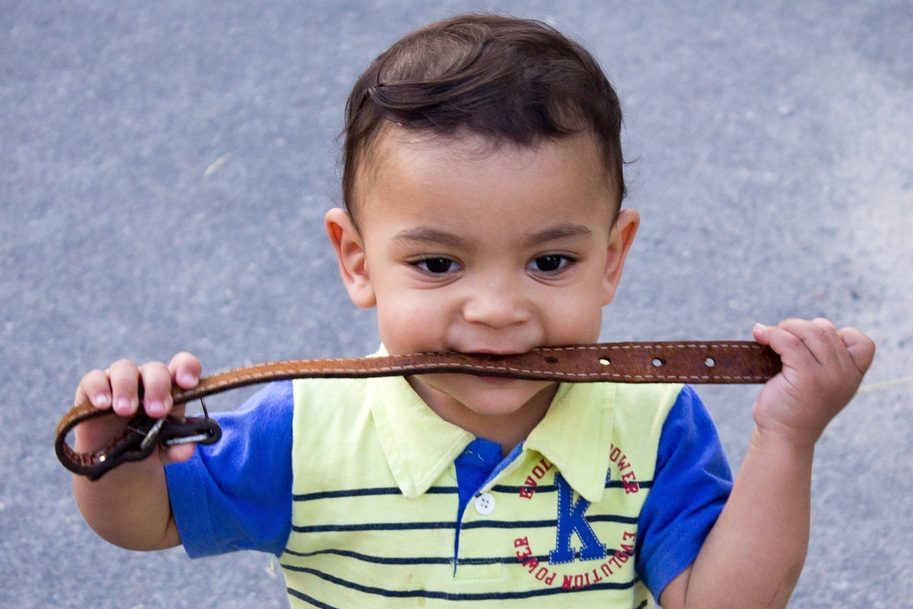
<box><xmin>55</xmin><ymin>341</ymin><xmax>779</xmax><ymax>480</ymax></box>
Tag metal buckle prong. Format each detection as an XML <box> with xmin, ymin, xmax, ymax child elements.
<box><xmin>138</xmin><ymin>417</ymin><xmax>166</xmax><ymax>451</ymax></box>
<box><xmin>162</xmin><ymin>433</ymin><xmax>212</xmax><ymax>447</ymax></box>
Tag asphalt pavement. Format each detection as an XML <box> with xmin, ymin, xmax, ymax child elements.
<box><xmin>2</xmin><ymin>2</ymin><xmax>912</xmax><ymax>608</ymax></box>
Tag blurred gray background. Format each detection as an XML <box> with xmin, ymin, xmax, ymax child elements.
<box><xmin>2</xmin><ymin>1</ymin><xmax>911</xmax><ymax>607</ymax></box>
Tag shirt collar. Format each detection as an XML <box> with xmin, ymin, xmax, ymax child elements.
<box><xmin>525</xmin><ymin>382</ymin><xmax>616</xmax><ymax>503</ymax></box>
<box><xmin>367</xmin><ymin>374</ymin><xmax>475</xmax><ymax>498</ymax></box>
<box><xmin>365</xmin><ymin>346</ymin><xmax>614</xmax><ymax>501</ymax></box>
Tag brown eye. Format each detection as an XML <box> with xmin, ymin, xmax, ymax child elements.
<box><xmin>531</xmin><ymin>254</ymin><xmax>571</xmax><ymax>273</ymax></box>
<box><xmin>416</xmin><ymin>257</ymin><xmax>458</xmax><ymax>274</ymax></box>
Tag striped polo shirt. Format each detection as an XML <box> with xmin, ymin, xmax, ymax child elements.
<box><xmin>280</xmin><ymin>375</ymin><xmax>681</xmax><ymax>608</ymax></box>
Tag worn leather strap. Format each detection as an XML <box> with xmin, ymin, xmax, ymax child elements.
<box><xmin>55</xmin><ymin>341</ymin><xmax>780</xmax><ymax>479</ymax></box>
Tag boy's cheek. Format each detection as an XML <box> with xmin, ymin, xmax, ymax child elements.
<box><xmin>375</xmin><ymin>298</ymin><xmax>445</xmax><ymax>353</ymax></box>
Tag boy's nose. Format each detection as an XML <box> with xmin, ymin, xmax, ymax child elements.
<box><xmin>461</xmin><ymin>279</ymin><xmax>532</xmax><ymax>329</ymax></box>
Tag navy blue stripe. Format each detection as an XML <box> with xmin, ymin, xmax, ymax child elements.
<box><xmin>293</xmin><ymin>514</ymin><xmax>636</xmax><ymax>533</ymax></box>
<box><xmin>283</xmin><ymin>547</ymin><xmax>559</xmax><ymax>566</ymax></box>
<box><xmin>460</xmin><ymin>515</ymin><xmax>638</xmax><ymax>528</ymax></box>
<box><xmin>294</xmin><ymin>486</ymin><xmax>457</xmax><ymax>501</ymax></box>
<box><xmin>294</xmin><ymin>520</ymin><xmax>455</xmax><ymax>533</ymax></box>
<box><xmin>282</xmin><ymin>564</ymin><xmax>637</xmax><ymax>600</ymax></box>
<box><xmin>286</xmin><ymin>587</ymin><xmax>340</xmax><ymax>609</ymax></box>
<box><xmin>284</xmin><ymin>547</ymin><xmax>631</xmax><ymax>566</ymax></box>
<box><xmin>285</xmin><ymin>547</ymin><xmax>452</xmax><ymax>565</ymax></box>
<box><xmin>578</xmin><ymin>514</ymin><xmax>639</xmax><ymax>525</ymax></box>
<box><xmin>294</xmin><ymin>481</ymin><xmax>654</xmax><ymax>502</ymax></box>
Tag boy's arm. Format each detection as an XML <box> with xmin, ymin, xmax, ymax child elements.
<box><xmin>71</xmin><ymin>353</ymin><xmax>201</xmax><ymax>550</ymax></box>
<box><xmin>660</xmin><ymin>319</ymin><xmax>875</xmax><ymax>609</ymax></box>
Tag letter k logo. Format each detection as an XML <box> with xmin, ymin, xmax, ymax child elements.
<box><xmin>548</xmin><ymin>473</ymin><xmax>607</xmax><ymax>564</ymax></box>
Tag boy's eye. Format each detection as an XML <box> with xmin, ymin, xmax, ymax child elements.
<box><xmin>414</xmin><ymin>257</ymin><xmax>459</xmax><ymax>274</ymax></box>
<box><xmin>530</xmin><ymin>254</ymin><xmax>572</xmax><ymax>273</ymax></box>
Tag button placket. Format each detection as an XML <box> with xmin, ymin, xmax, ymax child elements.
<box><xmin>453</xmin><ymin>490</ymin><xmax>504</xmax><ymax>582</ymax></box>
<box><xmin>452</xmin><ymin>450</ymin><xmax>526</xmax><ymax>581</ymax></box>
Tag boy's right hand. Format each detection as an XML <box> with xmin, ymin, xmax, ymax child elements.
<box><xmin>73</xmin><ymin>351</ymin><xmax>202</xmax><ymax>466</ymax></box>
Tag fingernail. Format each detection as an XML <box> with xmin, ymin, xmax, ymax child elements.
<box><xmin>146</xmin><ymin>400</ymin><xmax>165</xmax><ymax>417</ymax></box>
<box><xmin>114</xmin><ymin>397</ymin><xmax>132</xmax><ymax>415</ymax></box>
<box><xmin>178</xmin><ymin>373</ymin><xmax>198</xmax><ymax>387</ymax></box>
<box><xmin>93</xmin><ymin>394</ymin><xmax>110</xmax><ymax>408</ymax></box>
<box><xmin>753</xmin><ymin>322</ymin><xmax>767</xmax><ymax>333</ymax></box>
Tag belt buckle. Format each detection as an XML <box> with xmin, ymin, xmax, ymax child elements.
<box><xmin>89</xmin><ymin>401</ymin><xmax>222</xmax><ymax>481</ymax></box>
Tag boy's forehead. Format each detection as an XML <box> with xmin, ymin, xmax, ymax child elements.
<box><xmin>355</xmin><ymin>124</ymin><xmax>620</xmax><ymax>215</ymax></box>
<box><xmin>353</xmin><ymin>125</ymin><xmax>620</xmax><ymax>231</ymax></box>
<box><xmin>376</xmin><ymin>123</ymin><xmax>590</xmax><ymax>165</ymax></box>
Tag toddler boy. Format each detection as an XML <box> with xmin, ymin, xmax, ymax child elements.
<box><xmin>73</xmin><ymin>14</ymin><xmax>874</xmax><ymax>608</ymax></box>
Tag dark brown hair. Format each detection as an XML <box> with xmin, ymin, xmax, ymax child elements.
<box><xmin>342</xmin><ymin>13</ymin><xmax>626</xmax><ymax>222</ymax></box>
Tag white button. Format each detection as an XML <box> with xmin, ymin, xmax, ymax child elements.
<box><xmin>474</xmin><ymin>492</ymin><xmax>496</xmax><ymax>515</ymax></box>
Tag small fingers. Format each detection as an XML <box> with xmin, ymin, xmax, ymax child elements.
<box><xmin>162</xmin><ymin>443</ymin><xmax>196</xmax><ymax>465</ymax></box>
<box><xmin>812</xmin><ymin>317</ymin><xmax>836</xmax><ymax>331</ymax></box>
<box><xmin>790</xmin><ymin>317</ymin><xmax>844</xmax><ymax>364</ymax></box>
<box><xmin>837</xmin><ymin>326</ymin><xmax>876</xmax><ymax>376</ymax></box>
<box><xmin>169</xmin><ymin>351</ymin><xmax>202</xmax><ymax>389</ymax></box>
<box><xmin>75</xmin><ymin>368</ymin><xmax>114</xmax><ymax>409</ymax></box>
<box><xmin>782</xmin><ymin>318</ymin><xmax>867</xmax><ymax>376</ymax></box>
<box><xmin>138</xmin><ymin>361</ymin><xmax>174</xmax><ymax>418</ymax></box>
<box><xmin>754</xmin><ymin>321</ymin><xmax>815</xmax><ymax>367</ymax></box>
<box><xmin>757</xmin><ymin>319</ymin><xmax>873</xmax><ymax>386</ymax></box>
<box><xmin>75</xmin><ymin>353</ymin><xmax>199</xmax><ymax>420</ymax></box>
<box><xmin>758</xmin><ymin>318</ymin><xmax>842</xmax><ymax>366</ymax></box>
<box><xmin>109</xmin><ymin>359</ymin><xmax>141</xmax><ymax>416</ymax></box>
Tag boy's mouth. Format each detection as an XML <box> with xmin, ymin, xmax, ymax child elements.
<box><xmin>450</xmin><ymin>350</ymin><xmax>547</xmax><ymax>383</ymax></box>
<box><xmin>457</xmin><ymin>348</ymin><xmax>535</xmax><ymax>359</ymax></box>
<box><xmin>457</xmin><ymin>351</ymin><xmax>530</xmax><ymax>371</ymax></box>
<box><xmin>462</xmin><ymin>352</ymin><xmax>515</xmax><ymax>360</ymax></box>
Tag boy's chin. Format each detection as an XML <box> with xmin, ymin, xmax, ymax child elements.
<box><xmin>412</xmin><ymin>373</ymin><xmax>557</xmax><ymax>417</ymax></box>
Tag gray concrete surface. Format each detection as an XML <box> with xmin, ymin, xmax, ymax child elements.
<box><xmin>2</xmin><ymin>1</ymin><xmax>912</xmax><ymax>607</ymax></box>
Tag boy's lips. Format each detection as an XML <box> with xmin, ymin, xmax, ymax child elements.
<box><xmin>446</xmin><ymin>349</ymin><xmax>546</xmax><ymax>383</ymax></box>
<box><xmin>457</xmin><ymin>347</ymin><xmax>537</xmax><ymax>358</ymax></box>
<box><xmin>462</xmin><ymin>352</ymin><xmax>520</xmax><ymax>360</ymax></box>
<box><xmin>457</xmin><ymin>351</ymin><xmax>529</xmax><ymax>372</ymax></box>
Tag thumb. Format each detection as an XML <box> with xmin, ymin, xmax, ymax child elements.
<box><xmin>837</xmin><ymin>327</ymin><xmax>876</xmax><ymax>376</ymax></box>
<box><xmin>161</xmin><ymin>443</ymin><xmax>196</xmax><ymax>465</ymax></box>
<box><xmin>752</xmin><ymin>322</ymin><xmax>771</xmax><ymax>345</ymax></box>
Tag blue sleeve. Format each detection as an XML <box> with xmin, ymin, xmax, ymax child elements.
<box><xmin>635</xmin><ymin>385</ymin><xmax>733</xmax><ymax>599</ymax></box>
<box><xmin>165</xmin><ymin>380</ymin><xmax>294</xmax><ymax>558</ymax></box>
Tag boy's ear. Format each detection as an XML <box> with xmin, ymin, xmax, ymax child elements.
<box><xmin>324</xmin><ymin>207</ymin><xmax>376</xmax><ymax>308</ymax></box>
<box><xmin>602</xmin><ymin>208</ymin><xmax>640</xmax><ymax>305</ymax></box>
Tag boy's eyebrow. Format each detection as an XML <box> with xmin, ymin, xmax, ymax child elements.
<box><xmin>393</xmin><ymin>227</ymin><xmax>468</xmax><ymax>248</ymax></box>
<box><xmin>525</xmin><ymin>223</ymin><xmax>592</xmax><ymax>244</ymax></box>
<box><xmin>393</xmin><ymin>224</ymin><xmax>593</xmax><ymax>248</ymax></box>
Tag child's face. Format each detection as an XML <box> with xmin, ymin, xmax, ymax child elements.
<box><xmin>327</xmin><ymin>127</ymin><xmax>638</xmax><ymax>439</ymax></box>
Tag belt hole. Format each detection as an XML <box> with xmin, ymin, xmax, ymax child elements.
<box><xmin>704</xmin><ymin>357</ymin><xmax>716</xmax><ymax>368</ymax></box>
<box><xmin>544</xmin><ymin>356</ymin><xmax>558</xmax><ymax>364</ymax></box>
<box><xmin>598</xmin><ymin>357</ymin><xmax>611</xmax><ymax>366</ymax></box>
<box><xmin>651</xmin><ymin>357</ymin><xmax>664</xmax><ymax>367</ymax></box>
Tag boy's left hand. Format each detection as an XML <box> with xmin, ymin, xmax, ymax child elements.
<box><xmin>751</xmin><ymin>318</ymin><xmax>875</xmax><ymax>449</ymax></box>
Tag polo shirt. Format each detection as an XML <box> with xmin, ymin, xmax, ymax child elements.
<box><xmin>168</xmin><ymin>377</ymin><xmax>731</xmax><ymax>607</ymax></box>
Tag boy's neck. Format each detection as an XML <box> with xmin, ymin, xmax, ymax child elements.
<box><xmin>405</xmin><ymin>377</ymin><xmax>559</xmax><ymax>455</ymax></box>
